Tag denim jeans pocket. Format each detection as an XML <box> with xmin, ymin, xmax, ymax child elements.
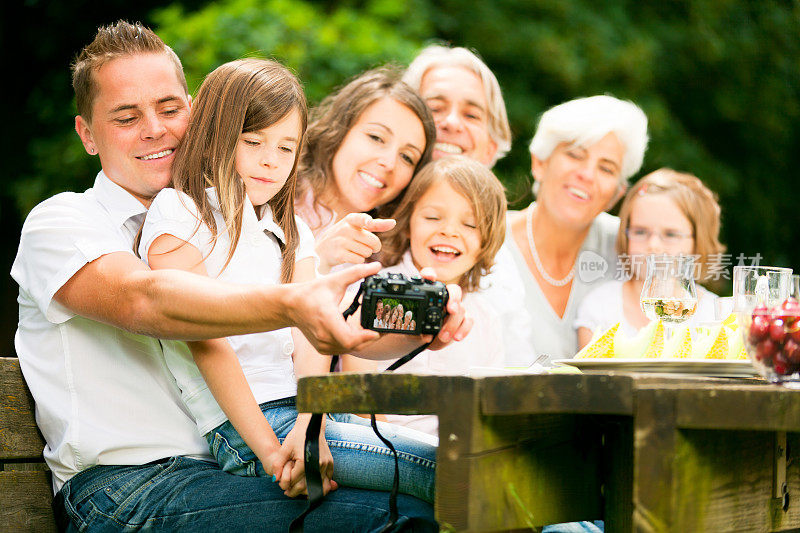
<box><xmin>102</xmin><ymin>461</ymin><xmax>173</xmax><ymax>506</ymax></box>
<box><xmin>208</xmin><ymin>430</ymin><xmax>257</xmax><ymax>477</ymax></box>
<box><xmin>63</xmin><ymin>461</ymin><xmax>175</xmax><ymax>530</ymax></box>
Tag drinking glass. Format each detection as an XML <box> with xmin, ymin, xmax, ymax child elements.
<box><xmin>733</xmin><ymin>265</ymin><xmax>793</xmax><ymax>312</ymax></box>
<box><xmin>714</xmin><ymin>296</ymin><xmax>735</xmax><ymax>322</ymax></box>
<box><xmin>734</xmin><ymin>265</ymin><xmax>796</xmax><ymax>383</ymax></box>
<box><xmin>640</xmin><ymin>255</ymin><xmax>699</xmax><ymax>338</ymax></box>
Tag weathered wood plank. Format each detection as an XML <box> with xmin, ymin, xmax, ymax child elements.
<box><xmin>672</xmin><ymin>430</ymin><xmax>800</xmax><ymax>531</ymax></box>
<box><xmin>480</xmin><ymin>373</ymin><xmax>633</xmax><ymax>416</ymax></box>
<box><xmin>0</xmin><ymin>357</ymin><xmax>46</xmax><ymax>460</ymax></box>
<box><xmin>633</xmin><ymin>385</ymin><xmax>800</xmax><ymax>532</ymax></box>
<box><xmin>1</xmin><ymin>462</ymin><xmax>49</xmax><ymax>472</ymax></box>
<box><xmin>296</xmin><ymin>372</ymin><xmax>448</xmax><ymax>414</ymax></box>
<box><xmin>0</xmin><ymin>470</ymin><xmax>56</xmax><ymax>532</ymax></box>
<box><xmin>434</xmin><ymin>376</ymin><xmax>479</xmax><ymax>531</ymax></box>
<box><xmin>672</xmin><ymin>385</ymin><xmax>800</xmax><ymax>432</ymax></box>
<box><xmin>465</xmin><ymin>414</ymin><xmax>604</xmax><ymax>531</ymax></box>
<box><xmin>600</xmin><ymin>417</ymin><xmax>633</xmax><ymax>533</ymax></box>
<box><xmin>632</xmin><ymin>387</ymin><xmax>678</xmax><ymax>532</ymax></box>
<box><xmin>437</xmin><ymin>372</ymin><xmax>606</xmax><ymax>531</ymax></box>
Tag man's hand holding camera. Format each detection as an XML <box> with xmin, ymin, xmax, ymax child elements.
<box><xmin>287</xmin><ymin>263</ymin><xmax>383</xmax><ymax>355</ymax></box>
<box><xmin>339</xmin><ymin>265</ymin><xmax>471</xmax><ymax>360</ymax></box>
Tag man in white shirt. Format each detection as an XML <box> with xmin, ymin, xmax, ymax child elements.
<box><xmin>12</xmin><ymin>21</ymin><xmax>468</xmax><ymax>531</ymax></box>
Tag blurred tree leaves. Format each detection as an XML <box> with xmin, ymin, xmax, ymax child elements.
<box><xmin>426</xmin><ymin>0</ymin><xmax>800</xmax><ymax>270</ymax></box>
<box><xmin>153</xmin><ymin>0</ymin><xmax>434</xmax><ymax>103</ymax></box>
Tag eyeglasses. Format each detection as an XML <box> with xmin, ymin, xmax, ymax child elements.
<box><xmin>626</xmin><ymin>227</ymin><xmax>693</xmax><ymax>244</ymax></box>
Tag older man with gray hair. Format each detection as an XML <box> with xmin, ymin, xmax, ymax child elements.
<box><xmin>403</xmin><ymin>44</ymin><xmax>511</xmax><ymax>167</ymax></box>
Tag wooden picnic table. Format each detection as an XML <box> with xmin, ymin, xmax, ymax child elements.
<box><xmin>297</xmin><ymin>371</ymin><xmax>800</xmax><ymax>532</ymax></box>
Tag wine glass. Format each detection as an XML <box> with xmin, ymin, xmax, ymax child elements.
<box><xmin>640</xmin><ymin>255</ymin><xmax>699</xmax><ymax>338</ymax></box>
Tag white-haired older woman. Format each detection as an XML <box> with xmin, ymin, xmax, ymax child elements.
<box><xmin>484</xmin><ymin>95</ymin><xmax>649</xmax><ymax>366</ymax></box>
<box><xmin>403</xmin><ymin>44</ymin><xmax>511</xmax><ymax>168</ymax></box>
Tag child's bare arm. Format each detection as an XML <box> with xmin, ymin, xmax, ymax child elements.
<box><xmin>188</xmin><ymin>337</ymin><xmax>283</xmax><ymax>469</ymax></box>
<box><xmin>290</xmin><ymin>257</ymin><xmax>333</xmax><ymax>377</ymax></box>
<box><xmin>147</xmin><ymin>234</ymin><xmax>288</xmax><ymax>480</ymax></box>
<box><xmin>283</xmin><ymin>256</ymin><xmax>336</xmax><ymax>496</ymax></box>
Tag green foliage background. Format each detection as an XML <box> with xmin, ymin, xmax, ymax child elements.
<box><xmin>5</xmin><ymin>1</ymin><xmax>800</xmax><ymax>349</ymax></box>
<box><xmin>13</xmin><ymin>0</ymin><xmax>800</xmax><ymax>275</ymax></box>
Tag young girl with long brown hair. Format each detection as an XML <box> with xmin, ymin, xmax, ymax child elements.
<box><xmin>138</xmin><ymin>58</ymin><xmax>435</xmax><ymax>502</ymax></box>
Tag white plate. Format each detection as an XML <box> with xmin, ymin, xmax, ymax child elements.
<box><xmin>553</xmin><ymin>358</ymin><xmax>759</xmax><ymax>378</ymax></box>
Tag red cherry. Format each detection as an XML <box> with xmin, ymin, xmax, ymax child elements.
<box><xmin>774</xmin><ymin>349</ymin><xmax>798</xmax><ymax>376</ymax></box>
<box><xmin>789</xmin><ymin>322</ymin><xmax>800</xmax><ymax>343</ymax></box>
<box><xmin>770</xmin><ymin>318</ymin><xmax>787</xmax><ymax>343</ymax></box>
<box><xmin>781</xmin><ymin>297</ymin><xmax>800</xmax><ymax>313</ymax></box>
<box><xmin>756</xmin><ymin>339</ymin><xmax>779</xmax><ymax>362</ymax></box>
<box><xmin>784</xmin><ymin>339</ymin><xmax>800</xmax><ymax>365</ymax></box>
<box><xmin>750</xmin><ymin>316</ymin><xmax>770</xmax><ymax>342</ymax></box>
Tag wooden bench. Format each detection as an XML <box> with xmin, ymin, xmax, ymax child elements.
<box><xmin>0</xmin><ymin>357</ymin><xmax>57</xmax><ymax>532</ymax></box>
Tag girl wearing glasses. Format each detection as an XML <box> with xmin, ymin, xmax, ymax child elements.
<box><xmin>575</xmin><ymin>168</ymin><xmax>725</xmax><ymax>348</ymax></box>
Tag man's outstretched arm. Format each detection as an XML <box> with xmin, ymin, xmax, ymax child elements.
<box><xmin>54</xmin><ymin>251</ymin><xmax>381</xmax><ymax>354</ymax></box>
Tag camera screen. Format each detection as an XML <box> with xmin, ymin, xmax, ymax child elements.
<box><xmin>370</xmin><ymin>297</ymin><xmax>422</xmax><ymax>333</ymax></box>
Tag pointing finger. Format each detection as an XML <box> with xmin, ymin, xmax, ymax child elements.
<box><xmin>363</xmin><ymin>218</ymin><xmax>396</xmax><ymax>233</ymax></box>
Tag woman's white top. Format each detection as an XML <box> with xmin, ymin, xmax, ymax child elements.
<box><xmin>575</xmin><ymin>279</ymin><xmax>718</xmax><ymax>338</ymax></box>
<box><xmin>372</xmin><ymin>252</ymin><xmax>505</xmax><ymax>436</ymax></box>
<box><xmin>139</xmin><ymin>188</ymin><xmax>317</xmax><ymax>435</ymax></box>
<box><xmin>481</xmin><ymin>206</ymin><xmax>620</xmax><ymax>366</ymax></box>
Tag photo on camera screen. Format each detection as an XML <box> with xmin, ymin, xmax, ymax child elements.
<box><xmin>371</xmin><ymin>297</ymin><xmax>422</xmax><ymax>333</ymax></box>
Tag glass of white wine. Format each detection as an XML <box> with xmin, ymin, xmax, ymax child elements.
<box><xmin>640</xmin><ymin>255</ymin><xmax>699</xmax><ymax>336</ymax></box>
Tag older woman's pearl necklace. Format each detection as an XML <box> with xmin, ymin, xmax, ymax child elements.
<box><xmin>526</xmin><ymin>205</ymin><xmax>574</xmax><ymax>287</ymax></box>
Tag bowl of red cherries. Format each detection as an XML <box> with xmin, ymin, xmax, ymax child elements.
<box><xmin>734</xmin><ymin>266</ymin><xmax>797</xmax><ymax>383</ymax></box>
<box><xmin>744</xmin><ymin>298</ymin><xmax>800</xmax><ymax>382</ymax></box>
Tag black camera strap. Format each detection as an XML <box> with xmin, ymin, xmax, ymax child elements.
<box><xmin>289</xmin><ymin>287</ymin><xmax>432</xmax><ymax>533</ymax></box>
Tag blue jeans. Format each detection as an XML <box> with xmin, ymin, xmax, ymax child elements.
<box><xmin>543</xmin><ymin>521</ymin><xmax>604</xmax><ymax>532</ymax></box>
<box><xmin>54</xmin><ymin>456</ymin><xmax>437</xmax><ymax>532</ymax></box>
<box><xmin>205</xmin><ymin>397</ymin><xmax>436</xmax><ymax>503</ymax></box>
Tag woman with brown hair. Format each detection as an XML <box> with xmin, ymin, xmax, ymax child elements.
<box><xmin>296</xmin><ymin>67</ymin><xmax>436</xmax><ymax>273</ymax></box>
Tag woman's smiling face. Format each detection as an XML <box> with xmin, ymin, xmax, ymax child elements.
<box><xmin>533</xmin><ymin>132</ymin><xmax>625</xmax><ymax>231</ymax></box>
<box><xmin>328</xmin><ymin>97</ymin><xmax>426</xmax><ymax>217</ymax></box>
